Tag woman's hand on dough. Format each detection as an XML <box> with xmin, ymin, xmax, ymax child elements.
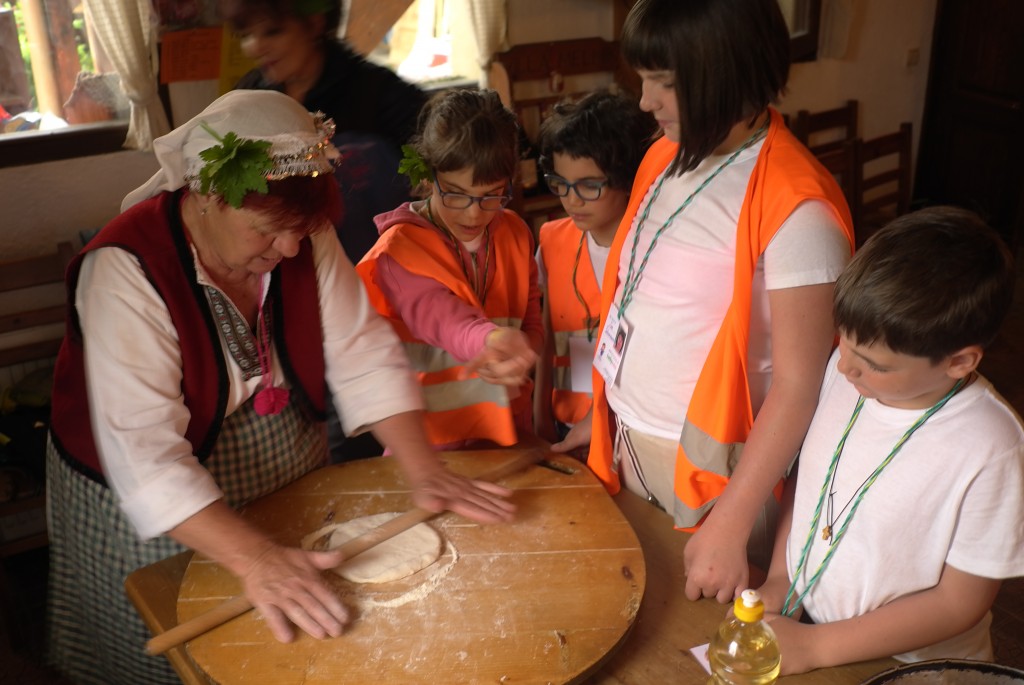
<box><xmin>410</xmin><ymin>468</ymin><xmax>516</xmax><ymax>524</ymax></box>
<box><xmin>238</xmin><ymin>543</ymin><xmax>350</xmax><ymax>643</ymax></box>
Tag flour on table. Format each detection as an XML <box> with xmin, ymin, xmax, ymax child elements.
<box><xmin>301</xmin><ymin>513</ymin><xmax>443</xmax><ymax>584</ymax></box>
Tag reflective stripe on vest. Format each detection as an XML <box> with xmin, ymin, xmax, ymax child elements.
<box><xmin>588</xmin><ymin>108</ymin><xmax>855</xmax><ymax>529</ymax></box>
<box><xmin>358</xmin><ymin>211</ymin><xmax>533</xmax><ymax>446</ymax></box>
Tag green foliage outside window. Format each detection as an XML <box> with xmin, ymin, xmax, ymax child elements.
<box><xmin>1</xmin><ymin>0</ymin><xmax>96</xmax><ymax>112</ymax></box>
<box><xmin>1</xmin><ymin>0</ymin><xmax>35</xmax><ymax>108</ymax></box>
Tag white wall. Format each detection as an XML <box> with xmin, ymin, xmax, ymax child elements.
<box><xmin>1</xmin><ymin>150</ymin><xmax>158</xmax><ymax>259</ymax></box>
<box><xmin>779</xmin><ymin>0</ymin><xmax>937</xmax><ymax>144</ymax></box>
<box><xmin>508</xmin><ymin>0</ymin><xmax>615</xmax><ymax>43</ymax></box>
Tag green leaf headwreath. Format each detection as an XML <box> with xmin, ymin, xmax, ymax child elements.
<box><xmin>397</xmin><ymin>144</ymin><xmax>433</xmax><ymax>188</ymax></box>
<box><xmin>197</xmin><ymin>123</ymin><xmax>274</xmax><ymax>208</ymax></box>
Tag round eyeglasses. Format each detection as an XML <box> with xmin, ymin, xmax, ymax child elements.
<box><xmin>544</xmin><ymin>174</ymin><xmax>609</xmax><ymax>201</ymax></box>
<box><xmin>434</xmin><ymin>178</ymin><xmax>512</xmax><ymax>211</ymax></box>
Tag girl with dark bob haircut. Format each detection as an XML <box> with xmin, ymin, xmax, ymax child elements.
<box><xmin>557</xmin><ymin>0</ymin><xmax>856</xmax><ymax>608</ymax></box>
<box><xmin>621</xmin><ymin>0</ymin><xmax>790</xmax><ymax>174</ymax></box>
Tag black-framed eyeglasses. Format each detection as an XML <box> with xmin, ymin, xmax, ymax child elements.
<box><xmin>433</xmin><ymin>178</ymin><xmax>511</xmax><ymax>211</ymax></box>
<box><xmin>544</xmin><ymin>174</ymin><xmax>609</xmax><ymax>201</ymax></box>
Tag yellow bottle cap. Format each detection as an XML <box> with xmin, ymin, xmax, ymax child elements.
<box><xmin>733</xmin><ymin>589</ymin><xmax>764</xmax><ymax>622</ymax></box>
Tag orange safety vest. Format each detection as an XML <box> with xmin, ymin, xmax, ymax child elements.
<box><xmin>358</xmin><ymin>210</ymin><xmax>535</xmax><ymax>447</ymax></box>
<box><xmin>538</xmin><ymin>217</ymin><xmax>600</xmax><ymax>425</ymax></box>
<box><xmin>588</xmin><ymin>108</ymin><xmax>854</xmax><ymax>528</ymax></box>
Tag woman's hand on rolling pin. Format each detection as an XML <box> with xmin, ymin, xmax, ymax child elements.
<box><xmin>409</xmin><ymin>467</ymin><xmax>516</xmax><ymax>524</ymax></box>
<box><xmin>462</xmin><ymin>327</ymin><xmax>537</xmax><ymax>386</ymax></box>
<box><xmin>238</xmin><ymin>542</ymin><xmax>349</xmax><ymax>643</ymax></box>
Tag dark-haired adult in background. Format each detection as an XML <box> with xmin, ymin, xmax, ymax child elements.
<box><xmin>221</xmin><ymin>0</ymin><xmax>428</xmax><ymax>460</ymax></box>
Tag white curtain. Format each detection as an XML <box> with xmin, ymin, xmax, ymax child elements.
<box><xmin>466</xmin><ymin>0</ymin><xmax>507</xmax><ymax>86</ymax></box>
<box><xmin>83</xmin><ymin>0</ymin><xmax>170</xmax><ymax>150</ymax></box>
<box><xmin>819</xmin><ymin>0</ymin><xmax>854</xmax><ymax>60</ymax></box>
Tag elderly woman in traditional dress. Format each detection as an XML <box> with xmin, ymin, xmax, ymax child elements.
<box><xmin>45</xmin><ymin>90</ymin><xmax>514</xmax><ymax>685</ymax></box>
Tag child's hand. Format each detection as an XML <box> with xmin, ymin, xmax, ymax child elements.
<box><xmin>463</xmin><ymin>327</ymin><xmax>537</xmax><ymax>386</ymax></box>
<box><xmin>762</xmin><ymin>615</ymin><xmax>819</xmax><ymax>675</ymax></box>
<box><xmin>756</xmin><ymin>573</ymin><xmax>792</xmax><ymax>616</ymax></box>
<box><xmin>534</xmin><ymin>414</ymin><xmax>559</xmax><ymax>444</ymax></box>
<box><xmin>551</xmin><ymin>410</ymin><xmax>592</xmax><ymax>459</ymax></box>
<box><xmin>683</xmin><ymin>524</ymin><xmax>749</xmax><ymax>603</ymax></box>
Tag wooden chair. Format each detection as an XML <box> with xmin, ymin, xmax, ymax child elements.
<box><xmin>0</xmin><ymin>241</ymin><xmax>74</xmax><ymax>651</ymax></box>
<box><xmin>0</xmin><ymin>241</ymin><xmax>74</xmax><ymax>558</ymax></box>
<box><xmin>792</xmin><ymin>99</ymin><xmax>859</xmax><ymax>155</ymax></box>
<box><xmin>488</xmin><ymin>38</ymin><xmax>629</xmax><ymax>233</ymax></box>
<box><xmin>813</xmin><ymin>138</ymin><xmax>859</xmax><ymax>220</ymax></box>
<box><xmin>852</xmin><ymin>122</ymin><xmax>913</xmax><ymax>246</ymax></box>
<box><xmin>0</xmin><ymin>241</ymin><xmax>75</xmax><ymax>370</ymax></box>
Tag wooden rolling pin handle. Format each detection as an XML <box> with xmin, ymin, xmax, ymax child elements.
<box><xmin>145</xmin><ymin>448</ymin><xmax>546</xmax><ymax>656</ymax></box>
<box><xmin>147</xmin><ymin>594</ymin><xmax>253</xmax><ymax>655</ymax></box>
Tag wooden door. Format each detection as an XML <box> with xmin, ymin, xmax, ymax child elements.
<box><xmin>915</xmin><ymin>0</ymin><xmax>1024</xmax><ymax>253</ymax></box>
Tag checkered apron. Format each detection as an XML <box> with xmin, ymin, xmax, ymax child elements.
<box><xmin>45</xmin><ymin>397</ymin><xmax>327</xmax><ymax>685</ymax></box>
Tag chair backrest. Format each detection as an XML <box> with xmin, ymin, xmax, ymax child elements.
<box><xmin>792</xmin><ymin>99</ymin><xmax>859</xmax><ymax>155</ymax></box>
<box><xmin>0</xmin><ymin>241</ymin><xmax>75</xmax><ymax>369</ymax></box>
<box><xmin>489</xmin><ymin>38</ymin><xmax>629</xmax><ymax>230</ymax></box>
<box><xmin>489</xmin><ymin>37</ymin><xmax>626</xmax><ymax>144</ymax></box>
<box><xmin>853</xmin><ymin>122</ymin><xmax>913</xmax><ymax>245</ymax></box>
<box><xmin>813</xmin><ymin>138</ymin><xmax>859</xmax><ymax>220</ymax></box>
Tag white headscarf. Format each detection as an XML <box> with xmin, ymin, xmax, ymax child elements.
<box><xmin>122</xmin><ymin>90</ymin><xmax>338</xmax><ymax>211</ymax></box>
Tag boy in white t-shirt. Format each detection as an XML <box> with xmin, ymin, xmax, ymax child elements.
<box><xmin>758</xmin><ymin>206</ymin><xmax>1024</xmax><ymax>675</ymax></box>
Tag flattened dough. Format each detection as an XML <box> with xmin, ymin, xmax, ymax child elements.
<box><xmin>302</xmin><ymin>513</ymin><xmax>442</xmax><ymax>584</ymax></box>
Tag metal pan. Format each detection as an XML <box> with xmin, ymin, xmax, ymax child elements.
<box><xmin>862</xmin><ymin>659</ymin><xmax>1024</xmax><ymax>684</ymax></box>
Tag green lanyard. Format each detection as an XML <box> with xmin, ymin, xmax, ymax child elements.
<box><xmin>781</xmin><ymin>377</ymin><xmax>966</xmax><ymax>617</ymax></box>
<box><xmin>617</xmin><ymin>119</ymin><xmax>769</xmax><ymax>318</ymax></box>
<box><xmin>571</xmin><ymin>232</ymin><xmax>599</xmax><ymax>341</ymax></box>
<box><xmin>427</xmin><ymin>197</ymin><xmax>491</xmax><ymax>305</ymax></box>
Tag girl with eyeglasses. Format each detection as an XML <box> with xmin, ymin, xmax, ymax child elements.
<box><xmin>357</xmin><ymin>88</ymin><xmax>543</xmax><ymax>450</ymax></box>
<box><xmin>532</xmin><ymin>91</ymin><xmax>658</xmax><ymax>450</ymax></box>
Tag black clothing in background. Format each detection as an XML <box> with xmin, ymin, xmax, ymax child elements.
<box><xmin>237</xmin><ymin>41</ymin><xmax>428</xmax><ymax>463</ymax></box>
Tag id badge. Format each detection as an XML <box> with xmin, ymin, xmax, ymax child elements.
<box><xmin>594</xmin><ymin>308</ymin><xmax>630</xmax><ymax>386</ymax></box>
<box><xmin>568</xmin><ymin>336</ymin><xmax>595</xmax><ymax>394</ymax></box>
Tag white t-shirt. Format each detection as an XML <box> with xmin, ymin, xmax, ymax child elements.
<box><xmin>606</xmin><ymin>139</ymin><xmax>851</xmax><ymax>439</ymax></box>
<box><xmin>787</xmin><ymin>349</ymin><xmax>1024</xmax><ymax>662</ymax></box>
<box><xmin>77</xmin><ymin>229</ymin><xmax>422</xmax><ymax>539</ymax></box>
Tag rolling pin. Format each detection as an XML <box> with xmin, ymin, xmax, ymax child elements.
<box><xmin>145</xmin><ymin>448</ymin><xmax>546</xmax><ymax>655</ymax></box>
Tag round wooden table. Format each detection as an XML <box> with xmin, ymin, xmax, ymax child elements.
<box><xmin>176</xmin><ymin>450</ymin><xmax>645</xmax><ymax>684</ymax></box>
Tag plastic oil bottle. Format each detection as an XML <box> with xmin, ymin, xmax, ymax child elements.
<box><xmin>707</xmin><ymin>589</ymin><xmax>781</xmax><ymax>685</ymax></box>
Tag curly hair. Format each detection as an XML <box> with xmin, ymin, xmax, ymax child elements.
<box><xmin>537</xmin><ymin>90</ymin><xmax>658</xmax><ymax>192</ymax></box>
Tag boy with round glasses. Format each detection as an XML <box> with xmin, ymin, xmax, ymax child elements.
<box><xmin>358</xmin><ymin>88</ymin><xmax>543</xmax><ymax>449</ymax></box>
<box><xmin>533</xmin><ymin>90</ymin><xmax>657</xmax><ymax>445</ymax></box>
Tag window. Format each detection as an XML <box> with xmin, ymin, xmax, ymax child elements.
<box><xmin>363</xmin><ymin>0</ymin><xmax>479</xmax><ymax>89</ymax></box>
<box><xmin>779</xmin><ymin>0</ymin><xmax>822</xmax><ymax>62</ymax></box>
<box><xmin>0</xmin><ymin>0</ymin><xmax>130</xmax><ymax>166</ymax></box>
